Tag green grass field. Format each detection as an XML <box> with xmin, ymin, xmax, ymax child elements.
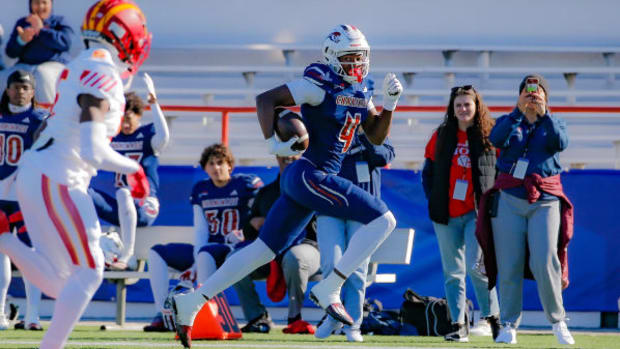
<box><xmin>0</xmin><ymin>326</ymin><xmax>619</xmax><ymax>349</ymax></box>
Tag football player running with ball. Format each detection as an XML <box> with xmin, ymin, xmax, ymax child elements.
<box><xmin>172</xmin><ymin>24</ymin><xmax>403</xmax><ymax>348</ymax></box>
<box><xmin>0</xmin><ymin>1</ymin><xmax>151</xmax><ymax>348</ymax></box>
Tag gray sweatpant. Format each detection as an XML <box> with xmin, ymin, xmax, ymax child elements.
<box><xmin>491</xmin><ymin>191</ymin><xmax>566</xmax><ymax>326</ymax></box>
<box><xmin>233</xmin><ymin>241</ymin><xmax>320</xmax><ymax>322</ymax></box>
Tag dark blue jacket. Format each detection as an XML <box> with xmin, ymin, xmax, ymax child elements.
<box><xmin>489</xmin><ymin>107</ymin><xmax>568</xmax><ymax>199</ymax></box>
<box><xmin>6</xmin><ymin>10</ymin><xmax>73</xmax><ymax>65</ymax></box>
<box><xmin>338</xmin><ymin>134</ymin><xmax>395</xmax><ymax>198</ymax></box>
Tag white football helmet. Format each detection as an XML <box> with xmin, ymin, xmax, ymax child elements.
<box><xmin>322</xmin><ymin>24</ymin><xmax>370</xmax><ymax>84</ymax></box>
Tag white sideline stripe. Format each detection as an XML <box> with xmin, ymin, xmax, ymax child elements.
<box><xmin>2</xmin><ymin>340</ymin><xmax>455</xmax><ymax>349</ymax></box>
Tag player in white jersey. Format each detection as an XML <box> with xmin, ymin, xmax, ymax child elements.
<box><xmin>0</xmin><ymin>1</ymin><xmax>151</xmax><ymax>348</ymax></box>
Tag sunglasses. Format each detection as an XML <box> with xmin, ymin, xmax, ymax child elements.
<box><xmin>451</xmin><ymin>85</ymin><xmax>474</xmax><ymax>94</ymax></box>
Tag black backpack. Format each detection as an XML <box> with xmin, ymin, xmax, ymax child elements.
<box><xmin>360</xmin><ymin>298</ymin><xmax>401</xmax><ymax>335</ymax></box>
<box><xmin>400</xmin><ymin>289</ymin><xmax>473</xmax><ymax>336</ymax></box>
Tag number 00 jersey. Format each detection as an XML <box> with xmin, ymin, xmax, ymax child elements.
<box><xmin>26</xmin><ymin>48</ymin><xmax>125</xmax><ymax>190</ymax></box>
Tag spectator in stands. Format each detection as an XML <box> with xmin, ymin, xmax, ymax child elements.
<box><xmin>0</xmin><ymin>70</ymin><xmax>46</xmax><ymax>331</ymax></box>
<box><xmin>89</xmin><ymin>74</ymin><xmax>170</xmax><ymax>271</ymax></box>
<box><xmin>144</xmin><ymin>144</ymin><xmax>262</xmax><ymax>332</ymax></box>
<box><xmin>421</xmin><ymin>85</ymin><xmax>500</xmax><ymax>343</ymax></box>
<box><xmin>2</xmin><ymin>0</ymin><xmax>73</xmax><ymax>104</ymax></box>
<box><xmin>315</xmin><ymin>132</ymin><xmax>394</xmax><ymax>342</ymax></box>
<box><xmin>477</xmin><ymin>74</ymin><xmax>574</xmax><ymax>345</ymax></box>
<box><xmin>232</xmin><ymin>153</ymin><xmax>321</xmax><ymax>334</ymax></box>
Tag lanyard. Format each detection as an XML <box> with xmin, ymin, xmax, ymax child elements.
<box><xmin>521</xmin><ymin>121</ymin><xmax>539</xmax><ymax>157</ymax></box>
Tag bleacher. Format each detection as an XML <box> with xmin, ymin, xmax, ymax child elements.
<box><xmin>125</xmin><ymin>44</ymin><xmax>620</xmax><ymax>169</ymax></box>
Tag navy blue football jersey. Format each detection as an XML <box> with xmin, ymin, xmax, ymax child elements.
<box><xmin>0</xmin><ymin>108</ymin><xmax>46</xmax><ymax>181</ymax></box>
<box><xmin>190</xmin><ymin>173</ymin><xmax>263</xmax><ymax>244</ymax></box>
<box><xmin>300</xmin><ymin>63</ymin><xmax>374</xmax><ymax>174</ymax></box>
<box><xmin>110</xmin><ymin>123</ymin><xmax>160</xmax><ymax>196</ymax></box>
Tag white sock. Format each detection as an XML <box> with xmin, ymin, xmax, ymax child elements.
<box><xmin>116</xmin><ymin>188</ymin><xmax>137</xmax><ymax>263</ymax></box>
<box><xmin>334</xmin><ymin>211</ymin><xmax>395</xmax><ymax>278</ymax></box>
<box><xmin>187</xmin><ymin>239</ymin><xmax>275</xmax><ymax>309</ymax></box>
<box><xmin>24</xmin><ymin>278</ymin><xmax>42</xmax><ymax>325</ymax></box>
<box><xmin>0</xmin><ymin>253</ymin><xmax>9</xmax><ymax>316</ymax></box>
<box><xmin>147</xmin><ymin>249</ymin><xmax>170</xmax><ymax>312</ymax></box>
<box><xmin>39</xmin><ymin>267</ymin><xmax>102</xmax><ymax>349</ymax></box>
<box><xmin>196</xmin><ymin>252</ymin><xmax>217</xmax><ymax>284</ymax></box>
<box><xmin>0</xmin><ymin>233</ymin><xmax>63</xmax><ymax>298</ymax></box>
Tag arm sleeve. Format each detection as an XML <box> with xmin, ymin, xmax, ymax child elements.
<box><xmin>36</xmin><ymin>18</ymin><xmax>73</xmax><ymax>52</ymax></box>
<box><xmin>192</xmin><ymin>204</ymin><xmax>209</xmax><ymax>259</ymax></box>
<box><xmin>149</xmin><ymin>103</ymin><xmax>170</xmax><ymax>155</ymax></box>
<box><xmin>421</xmin><ymin>158</ymin><xmax>434</xmax><ymax>200</ymax></box>
<box><xmin>5</xmin><ymin>20</ymin><xmax>26</xmax><ymax>59</ymax></box>
<box><xmin>542</xmin><ymin>114</ymin><xmax>569</xmax><ymax>152</ymax></box>
<box><xmin>367</xmin><ymin>98</ymin><xmax>375</xmax><ymax>111</ymax></box>
<box><xmin>242</xmin><ymin>186</ymin><xmax>265</xmax><ymax>241</ymax></box>
<box><xmin>360</xmin><ymin>134</ymin><xmax>395</xmax><ymax>167</ymax></box>
<box><xmin>79</xmin><ymin>121</ymin><xmax>139</xmax><ymax>174</ymax></box>
<box><xmin>489</xmin><ymin>110</ymin><xmax>523</xmax><ymax>149</ymax></box>
<box><xmin>286</xmin><ymin>78</ymin><xmax>326</xmax><ymax>106</ymax></box>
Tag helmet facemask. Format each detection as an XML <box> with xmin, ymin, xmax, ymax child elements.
<box><xmin>336</xmin><ymin>50</ymin><xmax>369</xmax><ymax>84</ymax></box>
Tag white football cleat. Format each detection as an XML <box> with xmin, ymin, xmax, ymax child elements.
<box><xmin>314</xmin><ymin>315</ymin><xmax>343</xmax><ymax>339</ymax></box>
<box><xmin>0</xmin><ymin>315</ymin><xmax>8</xmax><ymax>330</ymax></box>
<box><xmin>309</xmin><ymin>280</ymin><xmax>353</xmax><ymax>326</ymax></box>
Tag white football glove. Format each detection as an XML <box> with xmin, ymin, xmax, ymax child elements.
<box><xmin>266</xmin><ymin>134</ymin><xmax>303</xmax><ymax>157</ymax></box>
<box><xmin>143</xmin><ymin>72</ymin><xmax>157</xmax><ymax>99</ymax></box>
<box><xmin>382</xmin><ymin>73</ymin><xmax>403</xmax><ymax>111</ymax></box>
<box><xmin>224</xmin><ymin>229</ymin><xmax>245</xmax><ymax>245</ymax></box>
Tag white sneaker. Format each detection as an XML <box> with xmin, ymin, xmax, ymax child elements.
<box><xmin>0</xmin><ymin>315</ymin><xmax>8</xmax><ymax>330</ymax></box>
<box><xmin>495</xmin><ymin>324</ymin><xmax>517</xmax><ymax>344</ymax></box>
<box><xmin>314</xmin><ymin>315</ymin><xmax>343</xmax><ymax>339</ymax></box>
<box><xmin>344</xmin><ymin>328</ymin><xmax>363</xmax><ymax>342</ymax></box>
<box><xmin>469</xmin><ymin>319</ymin><xmax>492</xmax><ymax>336</ymax></box>
<box><xmin>552</xmin><ymin>320</ymin><xmax>575</xmax><ymax>345</ymax></box>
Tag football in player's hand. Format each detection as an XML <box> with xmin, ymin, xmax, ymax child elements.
<box><xmin>274</xmin><ymin>108</ymin><xmax>309</xmax><ymax>151</ymax></box>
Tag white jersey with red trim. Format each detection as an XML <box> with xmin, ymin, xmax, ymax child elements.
<box><xmin>25</xmin><ymin>48</ymin><xmax>125</xmax><ymax>190</ymax></box>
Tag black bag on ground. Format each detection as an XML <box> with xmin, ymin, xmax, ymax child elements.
<box><xmin>360</xmin><ymin>298</ymin><xmax>402</xmax><ymax>335</ymax></box>
<box><xmin>400</xmin><ymin>289</ymin><xmax>473</xmax><ymax>336</ymax></box>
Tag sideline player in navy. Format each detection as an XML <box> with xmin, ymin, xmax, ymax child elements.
<box><xmin>0</xmin><ymin>70</ymin><xmax>45</xmax><ymax>330</ymax></box>
<box><xmin>172</xmin><ymin>24</ymin><xmax>403</xmax><ymax>347</ymax></box>
<box><xmin>89</xmin><ymin>73</ymin><xmax>170</xmax><ymax>270</ymax></box>
<box><xmin>145</xmin><ymin>143</ymin><xmax>262</xmax><ymax>332</ymax></box>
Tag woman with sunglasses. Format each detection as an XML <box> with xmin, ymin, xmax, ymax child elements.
<box><xmin>477</xmin><ymin>74</ymin><xmax>574</xmax><ymax>345</ymax></box>
<box><xmin>422</xmin><ymin>85</ymin><xmax>500</xmax><ymax>342</ymax></box>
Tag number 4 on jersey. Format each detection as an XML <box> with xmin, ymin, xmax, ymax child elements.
<box><xmin>338</xmin><ymin>111</ymin><xmax>361</xmax><ymax>153</ymax></box>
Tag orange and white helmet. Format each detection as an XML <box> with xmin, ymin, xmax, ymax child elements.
<box><xmin>322</xmin><ymin>25</ymin><xmax>370</xmax><ymax>84</ymax></box>
<box><xmin>82</xmin><ymin>0</ymin><xmax>152</xmax><ymax>76</ymax></box>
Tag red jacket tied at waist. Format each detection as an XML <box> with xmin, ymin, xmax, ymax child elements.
<box><xmin>475</xmin><ymin>172</ymin><xmax>574</xmax><ymax>290</ymax></box>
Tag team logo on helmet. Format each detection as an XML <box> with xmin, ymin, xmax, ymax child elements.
<box><xmin>328</xmin><ymin>32</ymin><xmax>341</xmax><ymax>43</ymax></box>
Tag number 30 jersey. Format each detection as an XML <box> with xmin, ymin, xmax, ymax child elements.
<box><xmin>27</xmin><ymin>48</ymin><xmax>125</xmax><ymax>189</ymax></box>
<box><xmin>190</xmin><ymin>174</ymin><xmax>263</xmax><ymax>244</ymax></box>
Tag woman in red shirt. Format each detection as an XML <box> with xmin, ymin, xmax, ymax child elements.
<box><xmin>421</xmin><ymin>85</ymin><xmax>499</xmax><ymax>342</ymax></box>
